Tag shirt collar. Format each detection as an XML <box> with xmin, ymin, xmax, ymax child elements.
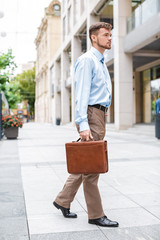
<box><xmin>90</xmin><ymin>47</ymin><xmax>104</xmax><ymax>63</ymax></box>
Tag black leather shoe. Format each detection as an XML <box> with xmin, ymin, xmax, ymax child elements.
<box><xmin>53</xmin><ymin>201</ymin><xmax>77</xmax><ymax>218</ymax></box>
<box><xmin>89</xmin><ymin>216</ymin><xmax>119</xmax><ymax>227</ymax></box>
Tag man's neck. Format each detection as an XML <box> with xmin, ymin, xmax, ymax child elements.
<box><xmin>92</xmin><ymin>44</ymin><xmax>105</xmax><ymax>55</ymax></box>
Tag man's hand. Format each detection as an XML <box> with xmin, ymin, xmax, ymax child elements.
<box><xmin>80</xmin><ymin>130</ymin><xmax>93</xmax><ymax>141</ymax></box>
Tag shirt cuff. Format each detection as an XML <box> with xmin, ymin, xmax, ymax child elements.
<box><xmin>79</xmin><ymin>121</ymin><xmax>90</xmax><ymax>132</ymax></box>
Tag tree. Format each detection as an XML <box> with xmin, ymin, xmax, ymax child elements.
<box><xmin>3</xmin><ymin>80</ymin><xmax>22</xmax><ymax>109</ymax></box>
<box><xmin>16</xmin><ymin>67</ymin><xmax>35</xmax><ymax>116</ymax></box>
<box><xmin>0</xmin><ymin>49</ymin><xmax>17</xmax><ymax>88</ymax></box>
<box><xmin>0</xmin><ymin>49</ymin><xmax>18</xmax><ymax>113</ymax></box>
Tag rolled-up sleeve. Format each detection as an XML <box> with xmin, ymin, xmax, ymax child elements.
<box><xmin>74</xmin><ymin>57</ymin><xmax>92</xmax><ymax>132</ymax></box>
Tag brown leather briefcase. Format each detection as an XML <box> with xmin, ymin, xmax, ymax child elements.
<box><xmin>65</xmin><ymin>139</ymin><xmax>108</xmax><ymax>174</ymax></box>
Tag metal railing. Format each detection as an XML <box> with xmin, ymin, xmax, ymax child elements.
<box><xmin>127</xmin><ymin>0</ymin><xmax>160</xmax><ymax>33</ymax></box>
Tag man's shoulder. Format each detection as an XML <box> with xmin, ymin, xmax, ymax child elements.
<box><xmin>77</xmin><ymin>50</ymin><xmax>94</xmax><ymax>63</ymax></box>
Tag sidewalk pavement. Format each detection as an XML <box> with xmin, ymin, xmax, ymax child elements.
<box><xmin>0</xmin><ymin>122</ymin><xmax>160</xmax><ymax>240</ymax></box>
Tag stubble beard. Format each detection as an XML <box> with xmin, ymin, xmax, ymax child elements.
<box><xmin>97</xmin><ymin>39</ymin><xmax>111</xmax><ymax>50</ymax></box>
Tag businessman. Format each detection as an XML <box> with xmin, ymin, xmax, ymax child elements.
<box><xmin>53</xmin><ymin>22</ymin><xmax>119</xmax><ymax>227</ymax></box>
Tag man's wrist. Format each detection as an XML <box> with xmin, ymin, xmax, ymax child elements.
<box><xmin>79</xmin><ymin>121</ymin><xmax>89</xmax><ymax>132</ymax></box>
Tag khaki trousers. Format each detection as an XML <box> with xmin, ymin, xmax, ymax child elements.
<box><xmin>55</xmin><ymin>106</ymin><xmax>106</xmax><ymax>219</ymax></box>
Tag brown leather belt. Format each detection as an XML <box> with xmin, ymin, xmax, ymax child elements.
<box><xmin>88</xmin><ymin>104</ymin><xmax>108</xmax><ymax>112</ymax></box>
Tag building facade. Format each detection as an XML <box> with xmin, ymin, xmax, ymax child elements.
<box><xmin>49</xmin><ymin>0</ymin><xmax>160</xmax><ymax>129</ymax></box>
<box><xmin>35</xmin><ymin>0</ymin><xmax>61</xmax><ymax>122</ymax></box>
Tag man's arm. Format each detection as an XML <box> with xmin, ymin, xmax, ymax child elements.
<box><xmin>74</xmin><ymin>57</ymin><xmax>93</xmax><ymax>141</ymax></box>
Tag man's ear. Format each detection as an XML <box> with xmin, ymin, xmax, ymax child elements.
<box><xmin>91</xmin><ymin>34</ymin><xmax>97</xmax><ymax>43</ymax></box>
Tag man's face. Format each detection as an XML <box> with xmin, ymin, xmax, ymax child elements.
<box><xmin>92</xmin><ymin>28</ymin><xmax>112</xmax><ymax>50</ymax></box>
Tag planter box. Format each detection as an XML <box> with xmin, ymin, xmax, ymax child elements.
<box><xmin>4</xmin><ymin>127</ymin><xmax>19</xmax><ymax>139</ymax></box>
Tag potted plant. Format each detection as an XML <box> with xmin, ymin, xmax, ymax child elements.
<box><xmin>2</xmin><ymin>115</ymin><xmax>23</xmax><ymax>139</ymax></box>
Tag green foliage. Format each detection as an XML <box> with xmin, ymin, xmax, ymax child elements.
<box><xmin>0</xmin><ymin>49</ymin><xmax>17</xmax><ymax>87</ymax></box>
<box><xmin>2</xmin><ymin>80</ymin><xmax>22</xmax><ymax>109</ymax></box>
<box><xmin>0</xmin><ymin>49</ymin><xmax>35</xmax><ymax>115</ymax></box>
<box><xmin>16</xmin><ymin>67</ymin><xmax>35</xmax><ymax>115</ymax></box>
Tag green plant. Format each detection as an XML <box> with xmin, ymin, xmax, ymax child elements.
<box><xmin>15</xmin><ymin>67</ymin><xmax>35</xmax><ymax>116</ymax></box>
<box><xmin>0</xmin><ymin>49</ymin><xmax>17</xmax><ymax>87</ymax></box>
<box><xmin>2</xmin><ymin>115</ymin><xmax>23</xmax><ymax>129</ymax></box>
<box><xmin>2</xmin><ymin>81</ymin><xmax>22</xmax><ymax>109</ymax></box>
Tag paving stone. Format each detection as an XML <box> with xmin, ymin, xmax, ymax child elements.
<box><xmin>0</xmin><ymin>166</ymin><xmax>20</xmax><ymax>178</ymax></box>
<box><xmin>27</xmin><ymin>212</ymin><xmax>97</xmax><ymax>235</ymax></box>
<box><xmin>0</xmin><ymin>217</ymin><xmax>28</xmax><ymax>235</ymax></box>
<box><xmin>102</xmin><ymin>224</ymin><xmax>160</xmax><ymax>240</ymax></box>
<box><xmin>0</xmin><ymin>139</ymin><xmax>29</xmax><ymax>239</ymax></box>
<box><xmin>0</xmin><ymin>183</ymin><xmax>24</xmax><ymax>197</ymax></box>
<box><xmin>0</xmin><ymin>194</ymin><xmax>24</xmax><ymax>203</ymax></box>
<box><xmin>30</xmin><ymin>230</ymin><xmax>108</xmax><ymax>240</ymax></box>
<box><xmin>145</xmin><ymin>205</ymin><xmax>160</xmax><ymax>219</ymax></box>
<box><xmin>0</xmin><ymin>201</ymin><xmax>26</xmax><ymax>218</ymax></box>
<box><xmin>0</xmin><ymin>235</ymin><xmax>29</xmax><ymax>240</ymax></box>
<box><xmin>103</xmin><ymin>208</ymin><xmax>160</xmax><ymax>228</ymax></box>
<box><xmin>127</xmin><ymin>192</ymin><xmax>160</xmax><ymax>207</ymax></box>
<box><xmin>102</xmin><ymin>194</ymin><xmax>139</xmax><ymax>210</ymax></box>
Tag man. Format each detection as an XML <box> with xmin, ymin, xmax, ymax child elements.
<box><xmin>155</xmin><ymin>95</ymin><xmax>160</xmax><ymax>114</ymax></box>
<box><xmin>53</xmin><ymin>22</ymin><xmax>119</xmax><ymax>227</ymax></box>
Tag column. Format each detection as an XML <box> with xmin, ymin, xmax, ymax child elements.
<box><xmin>87</xmin><ymin>13</ymin><xmax>99</xmax><ymax>50</ymax></box>
<box><xmin>53</xmin><ymin>61</ymin><xmax>61</xmax><ymax>125</ymax></box>
<box><xmin>113</xmin><ymin>0</ymin><xmax>133</xmax><ymax>129</ymax></box>
<box><xmin>35</xmin><ymin>78</ymin><xmax>38</xmax><ymax>122</ymax></box>
<box><xmin>135</xmin><ymin>71</ymin><xmax>142</xmax><ymax>123</ymax></box>
<box><xmin>61</xmin><ymin>51</ymin><xmax>70</xmax><ymax>124</ymax></box>
<box><xmin>71</xmin><ymin>36</ymin><xmax>81</xmax><ymax>124</ymax></box>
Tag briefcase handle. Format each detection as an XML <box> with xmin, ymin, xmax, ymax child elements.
<box><xmin>75</xmin><ymin>138</ymin><xmax>94</xmax><ymax>142</ymax></box>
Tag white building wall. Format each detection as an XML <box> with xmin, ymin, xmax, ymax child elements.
<box><xmin>50</xmin><ymin>0</ymin><xmax>150</xmax><ymax>129</ymax></box>
<box><xmin>113</xmin><ymin>0</ymin><xmax>133</xmax><ymax>130</ymax></box>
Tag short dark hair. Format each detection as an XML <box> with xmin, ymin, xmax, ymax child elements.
<box><xmin>89</xmin><ymin>22</ymin><xmax>112</xmax><ymax>42</ymax></box>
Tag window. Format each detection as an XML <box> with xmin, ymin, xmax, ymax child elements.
<box><xmin>53</xmin><ymin>4</ymin><xmax>61</xmax><ymax>16</ymax></box>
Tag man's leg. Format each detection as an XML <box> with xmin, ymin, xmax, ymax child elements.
<box><xmin>55</xmin><ymin>174</ymin><xmax>82</xmax><ymax>208</ymax></box>
<box><xmin>83</xmin><ymin>173</ymin><xmax>104</xmax><ymax>219</ymax></box>
<box><xmin>85</xmin><ymin>106</ymin><xmax>118</xmax><ymax>227</ymax></box>
<box><xmin>53</xmin><ymin>174</ymin><xmax>83</xmax><ymax>218</ymax></box>
<box><xmin>82</xmin><ymin>106</ymin><xmax>105</xmax><ymax>218</ymax></box>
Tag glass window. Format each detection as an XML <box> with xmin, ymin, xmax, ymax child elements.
<box><xmin>53</xmin><ymin>4</ymin><xmax>61</xmax><ymax>16</ymax></box>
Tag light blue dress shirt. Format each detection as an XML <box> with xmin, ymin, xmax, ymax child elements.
<box><xmin>74</xmin><ymin>47</ymin><xmax>112</xmax><ymax>132</ymax></box>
